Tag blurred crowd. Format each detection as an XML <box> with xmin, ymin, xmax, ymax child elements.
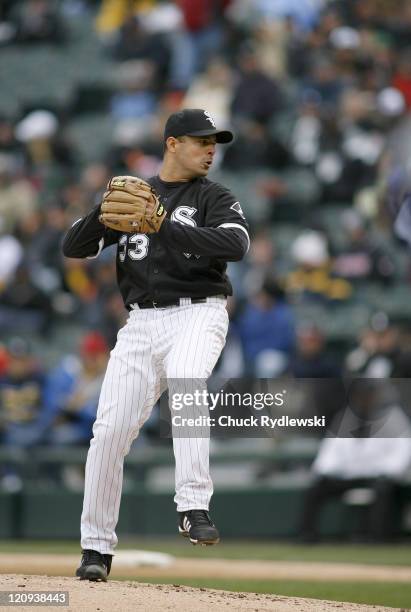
<box><xmin>1</xmin><ymin>0</ymin><xmax>411</xmax><ymax>533</ymax></box>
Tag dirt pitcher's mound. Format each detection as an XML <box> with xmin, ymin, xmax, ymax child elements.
<box><xmin>0</xmin><ymin>575</ymin><xmax>395</xmax><ymax>612</ymax></box>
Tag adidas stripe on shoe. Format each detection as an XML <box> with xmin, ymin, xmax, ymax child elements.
<box><xmin>178</xmin><ymin>509</ymin><xmax>220</xmax><ymax>545</ymax></box>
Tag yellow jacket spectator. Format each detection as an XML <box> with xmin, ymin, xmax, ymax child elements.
<box><xmin>286</xmin><ymin>230</ymin><xmax>353</xmax><ymax>302</ymax></box>
<box><xmin>95</xmin><ymin>0</ymin><xmax>156</xmax><ymax>36</ymax></box>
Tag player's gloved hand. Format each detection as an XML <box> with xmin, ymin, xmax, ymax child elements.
<box><xmin>99</xmin><ymin>176</ymin><xmax>166</xmax><ymax>233</ymax></box>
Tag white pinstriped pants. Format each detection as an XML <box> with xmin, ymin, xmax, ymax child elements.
<box><xmin>80</xmin><ymin>297</ymin><xmax>228</xmax><ymax>554</ymax></box>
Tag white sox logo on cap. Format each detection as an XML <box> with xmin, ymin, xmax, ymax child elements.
<box><xmin>204</xmin><ymin>111</ymin><xmax>216</xmax><ymax>128</ymax></box>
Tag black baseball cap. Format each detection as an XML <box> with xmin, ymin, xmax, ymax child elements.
<box><xmin>164</xmin><ymin>109</ymin><xmax>234</xmax><ymax>143</ymax></box>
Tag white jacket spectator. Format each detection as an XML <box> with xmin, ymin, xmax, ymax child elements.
<box><xmin>314</xmin><ymin>399</ymin><xmax>411</xmax><ymax>479</ymax></box>
<box><xmin>313</xmin><ymin>433</ymin><xmax>411</xmax><ymax>480</ymax></box>
<box><xmin>0</xmin><ymin>231</ymin><xmax>23</xmax><ymax>288</ymax></box>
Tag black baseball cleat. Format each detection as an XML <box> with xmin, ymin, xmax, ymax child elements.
<box><xmin>178</xmin><ymin>509</ymin><xmax>220</xmax><ymax>545</ymax></box>
<box><xmin>76</xmin><ymin>549</ymin><xmax>112</xmax><ymax>582</ymax></box>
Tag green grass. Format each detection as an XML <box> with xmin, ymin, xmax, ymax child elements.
<box><xmin>1</xmin><ymin>539</ymin><xmax>409</xmax><ymax>608</ymax></box>
<box><xmin>0</xmin><ymin>539</ymin><xmax>410</xmax><ymax>567</ymax></box>
<box><xmin>123</xmin><ymin>577</ymin><xmax>411</xmax><ymax>609</ymax></box>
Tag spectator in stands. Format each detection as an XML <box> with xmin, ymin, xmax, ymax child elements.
<box><xmin>183</xmin><ymin>57</ymin><xmax>233</xmax><ymax>129</ymax></box>
<box><xmin>332</xmin><ymin>210</ymin><xmax>396</xmax><ymax>286</ymax></box>
<box><xmin>96</xmin><ymin>0</ymin><xmax>185</xmax><ymax>92</ymax></box>
<box><xmin>226</xmin><ymin>0</ymin><xmax>324</xmax><ymax>33</ymax></box>
<box><xmin>286</xmin><ymin>230</ymin><xmax>353</xmax><ymax>303</ymax></box>
<box><xmin>299</xmin><ymin>379</ymin><xmax>411</xmax><ymax>542</ymax></box>
<box><xmin>107</xmin><ymin>135</ymin><xmax>163</xmax><ymax>179</ymax></box>
<box><xmin>288</xmin><ymin>89</ymin><xmax>324</xmax><ymax>167</ymax></box>
<box><xmin>174</xmin><ymin>0</ymin><xmax>230</xmax><ymax>81</ymax></box>
<box><xmin>0</xmin><ymin>337</ymin><xmax>50</xmax><ymax>490</ymax></box>
<box><xmin>392</xmin><ymin>48</ymin><xmax>411</xmax><ymax>110</ymax></box>
<box><xmin>19</xmin><ymin>202</ymin><xmax>68</xmax><ymax>297</ymax></box>
<box><xmin>0</xmin><ymin>0</ymin><xmax>15</xmax><ymax>45</ymax></box>
<box><xmin>0</xmin><ymin>260</ymin><xmax>53</xmax><ymax>336</ymax></box>
<box><xmin>303</xmin><ymin>55</ymin><xmax>344</xmax><ymax>110</ymax></box>
<box><xmin>78</xmin><ymin>247</ymin><xmax>126</xmax><ymax>336</ymax></box>
<box><xmin>46</xmin><ymin>331</ymin><xmax>109</xmax><ymax>446</ymax></box>
<box><xmin>235</xmin><ymin>275</ymin><xmax>295</xmax><ymax>376</ymax></box>
<box><xmin>0</xmin><ymin>154</ymin><xmax>38</xmax><ymax>233</ymax></box>
<box><xmin>223</xmin><ymin>45</ymin><xmax>289</xmax><ymax>172</ymax></box>
<box><xmin>96</xmin><ymin>0</ymin><xmax>166</xmax><ymax>43</ymax></box>
<box><xmin>97</xmin><ymin>286</ymin><xmax>127</xmax><ymax>349</ymax></box>
<box><xmin>289</xmin><ymin>322</ymin><xmax>341</xmax><ymax>379</ymax></box>
<box><xmin>213</xmin><ymin>295</ymin><xmax>245</xmax><ymax>379</ymax></box>
<box><xmin>13</xmin><ymin>0</ymin><xmax>66</xmax><ymax>45</ymax></box>
<box><xmin>0</xmin><ymin>338</ymin><xmax>48</xmax><ymax>444</ymax></box>
<box><xmin>246</xmin><ymin>19</ymin><xmax>289</xmax><ymax>80</ymax></box>
<box><xmin>0</xmin><ymin>218</ymin><xmax>23</xmax><ymax>292</ymax></box>
<box><xmin>0</xmin><ymin>116</ymin><xmax>19</xmax><ymax>157</ymax></box>
<box><xmin>77</xmin><ymin>163</ymin><xmax>111</xmax><ymax>217</ymax></box>
<box><xmin>231</xmin><ymin>43</ymin><xmax>283</xmax><ymax>126</ymax></box>
<box><xmin>333</xmin><ymin>88</ymin><xmax>384</xmax><ymax>200</ymax></box>
<box><xmin>111</xmin><ymin>14</ymin><xmax>170</xmax><ymax>84</ymax></box>
<box><xmin>345</xmin><ymin>312</ymin><xmax>403</xmax><ymax>378</ymax></box>
<box><xmin>288</xmin><ymin>322</ymin><xmax>344</xmax><ymax>433</ymax></box>
<box><xmin>384</xmin><ymin>162</ymin><xmax>411</xmax><ymax>250</ymax></box>
<box><xmin>290</xmin><ymin>87</ymin><xmax>382</xmax><ymax>206</ymax></box>
<box><xmin>15</xmin><ymin>110</ymin><xmax>76</xmax><ymax>192</ymax></box>
<box><xmin>0</xmin><ymin>344</ymin><xmax>9</xmax><ymax>376</ymax></box>
<box><xmin>229</xmin><ymin>228</ymin><xmax>278</xmax><ymax>301</ymax></box>
<box><xmin>110</xmin><ymin>60</ymin><xmax>158</xmax><ymax>122</ymax></box>
<box><xmin>223</xmin><ymin>121</ymin><xmax>291</xmax><ymax>172</ymax></box>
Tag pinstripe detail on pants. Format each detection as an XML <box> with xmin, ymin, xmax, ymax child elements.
<box><xmin>80</xmin><ymin>298</ymin><xmax>228</xmax><ymax>554</ymax></box>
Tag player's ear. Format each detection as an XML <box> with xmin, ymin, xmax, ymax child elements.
<box><xmin>165</xmin><ymin>136</ymin><xmax>178</xmax><ymax>154</ymax></box>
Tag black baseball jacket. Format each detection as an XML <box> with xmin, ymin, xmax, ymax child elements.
<box><xmin>62</xmin><ymin>176</ymin><xmax>249</xmax><ymax>309</ymax></box>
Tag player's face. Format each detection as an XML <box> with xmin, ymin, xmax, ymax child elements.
<box><xmin>173</xmin><ymin>135</ymin><xmax>217</xmax><ymax>177</ymax></box>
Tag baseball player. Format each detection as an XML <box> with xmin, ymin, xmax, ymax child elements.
<box><xmin>63</xmin><ymin>109</ymin><xmax>249</xmax><ymax>581</ymax></box>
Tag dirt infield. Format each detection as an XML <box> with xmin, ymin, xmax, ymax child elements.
<box><xmin>0</xmin><ymin>574</ymin><xmax>396</xmax><ymax>612</ymax></box>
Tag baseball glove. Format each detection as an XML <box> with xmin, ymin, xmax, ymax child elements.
<box><xmin>99</xmin><ymin>176</ymin><xmax>166</xmax><ymax>233</ymax></box>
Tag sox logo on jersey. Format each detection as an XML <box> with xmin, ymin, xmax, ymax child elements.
<box><xmin>171</xmin><ymin>206</ymin><xmax>200</xmax><ymax>259</ymax></box>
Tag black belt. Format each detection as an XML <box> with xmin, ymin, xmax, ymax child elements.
<box><xmin>130</xmin><ymin>297</ymin><xmax>209</xmax><ymax>310</ymax></box>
